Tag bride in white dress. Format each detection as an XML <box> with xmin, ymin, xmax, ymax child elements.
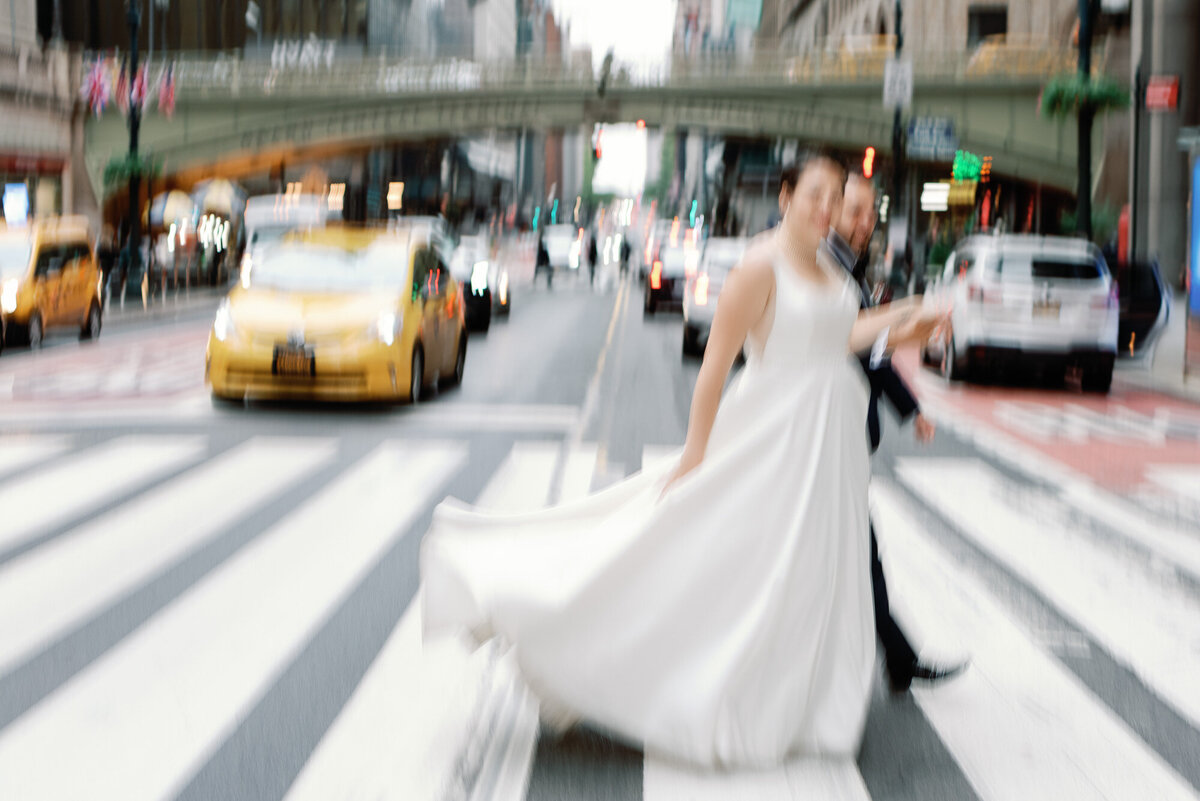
<box><xmin>420</xmin><ymin>151</ymin><xmax>945</xmax><ymax>769</ymax></box>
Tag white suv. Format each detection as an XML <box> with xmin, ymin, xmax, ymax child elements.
<box><xmin>923</xmin><ymin>234</ymin><xmax>1119</xmax><ymax>392</ymax></box>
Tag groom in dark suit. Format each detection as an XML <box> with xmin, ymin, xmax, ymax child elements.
<box><xmin>815</xmin><ymin>169</ymin><xmax>966</xmax><ymax>693</ymax></box>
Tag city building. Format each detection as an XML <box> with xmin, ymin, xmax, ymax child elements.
<box><xmin>2</xmin><ymin>0</ymin><xmax>81</xmax><ymax>222</ymax></box>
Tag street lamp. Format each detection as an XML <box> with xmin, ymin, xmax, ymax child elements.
<box><xmin>126</xmin><ymin>0</ymin><xmax>143</xmax><ymax>290</ymax></box>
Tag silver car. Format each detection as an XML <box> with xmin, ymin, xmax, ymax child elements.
<box><xmin>682</xmin><ymin>238</ymin><xmax>747</xmax><ymax>356</ymax></box>
<box><xmin>923</xmin><ymin>234</ymin><xmax>1119</xmax><ymax>392</ymax></box>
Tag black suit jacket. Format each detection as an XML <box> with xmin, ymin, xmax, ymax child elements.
<box><xmin>827</xmin><ymin>234</ymin><xmax>919</xmax><ymax>452</ymax></box>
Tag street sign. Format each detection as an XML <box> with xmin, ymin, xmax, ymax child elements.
<box><xmin>1146</xmin><ymin>75</ymin><xmax>1179</xmax><ymax>112</ymax></box>
<box><xmin>907</xmin><ymin>117</ymin><xmax>957</xmax><ymax>161</ymax></box>
<box><xmin>883</xmin><ymin>58</ymin><xmax>913</xmax><ymax>110</ymax></box>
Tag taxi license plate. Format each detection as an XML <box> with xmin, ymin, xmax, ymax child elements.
<box><xmin>1033</xmin><ymin>300</ymin><xmax>1061</xmax><ymax>319</ymax></box>
<box><xmin>273</xmin><ymin>345</ymin><xmax>315</xmax><ymax>377</ymax></box>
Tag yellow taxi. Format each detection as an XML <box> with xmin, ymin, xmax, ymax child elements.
<box><xmin>206</xmin><ymin>224</ymin><xmax>468</xmax><ymax>403</ymax></box>
<box><xmin>1</xmin><ymin>216</ymin><xmax>104</xmax><ymax>350</ymax></box>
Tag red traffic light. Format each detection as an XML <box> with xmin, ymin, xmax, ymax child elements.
<box><xmin>636</xmin><ymin>119</ymin><xmax>646</xmax><ymax>129</ymax></box>
<box><xmin>862</xmin><ymin>146</ymin><xmax>876</xmax><ymax>179</ymax></box>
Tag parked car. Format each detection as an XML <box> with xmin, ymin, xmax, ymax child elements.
<box><xmin>207</xmin><ymin>224</ymin><xmax>466</xmax><ymax>404</ymax></box>
<box><xmin>544</xmin><ymin>224</ymin><xmax>583</xmax><ymax>273</ymax></box>
<box><xmin>922</xmin><ymin>234</ymin><xmax>1119</xmax><ymax>392</ymax></box>
<box><xmin>683</xmin><ymin>237</ymin><xmax>746</xmax><ymax>356</ymax></box>
<box><xmin>1113</xmin><ymin>259</ymin><xmax>1170</xmax><ymax>359</ymax></box>
<box><xmin>1</xmin><ymin>216</ymin><xmax>104</xmax><ymax>350</ymax></box>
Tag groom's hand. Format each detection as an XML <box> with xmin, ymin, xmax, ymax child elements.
<box><xmin>913</xmin><ymin>413</ymin><xmax>936</xmax><ymax>443</ymax></box>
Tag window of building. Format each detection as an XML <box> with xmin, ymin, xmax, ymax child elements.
<box><xmin>968</xmin><ymin>5</ymin><xmax>1008</xmax><ymax>48</ymax></box>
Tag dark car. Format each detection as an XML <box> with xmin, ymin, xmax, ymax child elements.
<box><xmin>450</xmin><ymin>236</ymin><xmax>493</xmax><ymax>332</ymax></box>
<box><xmin>645</xmin><ymin>243</ymin><xmax>698</xmax><ymax>315</ymax></box>
<box><xmin>1114</xmin><ymin>259</ymin><xmax>1170</xmax><ymax>359</ymax></box>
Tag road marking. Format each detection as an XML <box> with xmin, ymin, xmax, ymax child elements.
<box><xmin>0</xmin><ymin>435</ymin><xmax>207</xmax><ymax>555</ymax></box>
<box><xmin>0</xmin><ymin>435</ymin><xmax>70</xmax><ymax>476</ymax></box>
<box><xmin>896</xmin><ymin>457</ymin><xmax>1200</xmax><ymax>729</ymax></box>
<box><xmin>475</xmin><ymin>441</ymin><xmax>560</xmax><ymax>512</ymax></box>
<box><xmin>557</xmin><ymin>442</ymin><xmax>600</xmax><ymax>503</ymax></box>
<box><xmin>0</xmin><ymin>441</ymin><xmax>466</xmax><ymax>801</ymax></box>
<box><xmin>405</xmin><ymin>403</ymin><xmax>580</xmax><ymax>432</ymax></box>
<box><xmin>645</xmin><ymin>755</ymin><xmax>869</xmax><ymax>800</ymax></box>
<box><xmin>872</xmin><ymin>481</ymin><xmax>1198</xmax><ymax>801</ymax></box>
<box><xmin>285</xmin><ymin>598</ymin><xmax>519</xmax><ymax>801</ymax></box>
<box><xmin>0</xmin><ymin>438</ymin><xmax>336</xmax><ymax>675</ymax></box>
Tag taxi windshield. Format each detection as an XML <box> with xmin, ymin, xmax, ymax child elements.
<box><xmin>0</xmin><ymin>238</ymin><xmax>32</xmax><ymax>279</ymax></box>
<box><xmin>249</xmin><ymin>242</ymin><xmax>408</xmax><ymax>292</ymax></box>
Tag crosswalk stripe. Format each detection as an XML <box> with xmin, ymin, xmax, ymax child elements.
<box><xmin>872</xmin><ymin>480</ymin><xmax>1199</xmax><ymax>801</ymax></box>
<box><xmin>475</xmin><ymin>441</ymin><xmax>560</xmax><ymax>512</ymax></box>
<box><xmin>896</xmin><ymin>457</ymin><xmax>1200</xmax><ymax>730</ymax></box>
<box><xmin>0</xmin><ymin>441</ymin><xmax>467</xmax><ymax>801</ymax></box>
<box><xmin>0</xmin><ymin>438</ymin><xmax>337</xmax><ymax>676</ymax></box>
<box><xmin>0</xmin><ymin>435</ymin><xmax>70</xmax><ymax>476</ymax></box>
<box><xmin>645</xmin><ymin>756</ymin><xmax>869</xmax><ymax>800</ymax></box>
<box><xmin>558</xmin><ymin>443</ymin><xmax>600</xmax><ymax>503</ymax></box>
<box><xmin>284</xmin><ymin>597</ymin><xmax>501</xmax><ymax>801</ymax></box>
<box><xmin>0</xmin><ymin>435</ymin><xmax>207</xmax><ymax>555</ymax></box>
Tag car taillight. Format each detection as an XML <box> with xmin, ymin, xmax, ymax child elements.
<box><xmin>695</xmin><ymin>274</ymin><xmax>709</xmax><ymax>305</ymax></box>
<box><xmin>651</xmin><ymin>260</ymin><xmax>662</xmax><ymax>290</ymax></box>
<box><xmin>967</xmin><ymin>284</ymin><xmax>999</xmax><ymax>303</ymax></box>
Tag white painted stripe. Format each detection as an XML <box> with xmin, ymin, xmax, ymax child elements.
<box><xmin>0</xmin><ymin>438</ymin><xmax>336</xmax><ymax>675</ymax></box>
<box><xmin>641</xmin><ymin>445</ymin><xmax>679</xmax><ymax>474</ymax></box>
<box><xmin>558</xmin><ymin>443</ymin><xmax>599</xmax><ymax>502</ymax></box>
<box><xmin>1146</xmin><ymin>465</ymin><xmax>1200</xmax><ymax>503</ymax></box>
<box><xmin>0</xmin><ymin>435</ymin><xmax>70</xmax><ymax>475</ymax></box>
<box><xmin>285</xmin><ymin>597</ymin><xmax>500</xmax><ymax>801</ymax></box>
<box><xmin>872</xmin><ymin>481</ymin><xmax>1198</xmax><ymax>801</ymax></box>
<box><xmin>0</xmin><ymin>436</ymin><xmax>206</xmax><ymax>554</ymax></box>
<box><xmin>474</xmin><ymin>441</ymin><xmax>559</xmax><ymax>512</ymax></box>
<box><xmin>896</xmin><ymin>457</ymin><xmax>1200</xmax><ymax>729</ymax></box>
<box><xmin>0</xmin><ymin>442</ymin><xmax>466</xmax><ymax>801</ymax></box>
<box><xmin>645</xmin><ymin>756</ymin><xmax>869</xmax><ymax>800</ymax></box>
<box><xmin>918</xmin><ymin>393</ymin><xmax>1200</xmax><ymax>584</ymax></box>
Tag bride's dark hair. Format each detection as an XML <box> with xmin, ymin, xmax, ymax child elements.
<box><xmin>780</xmin><ymin>149</ymin><xmax>847</xmax><ymax>195</ymax></box>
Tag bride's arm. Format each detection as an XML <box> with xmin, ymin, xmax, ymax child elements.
<box><xmin>847</xmin><ymin>297</ymin><xmax>943</xmax><ymax>356</ymax></box>
<box><xmin>666</xmin><ymin>256</ymin><xmax>773</xmax><ymax>490</ymax></box>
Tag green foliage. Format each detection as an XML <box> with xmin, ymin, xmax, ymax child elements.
<box><xmin>102</xmin><ymin>152</ymin><xmax>163</xmax><ymax>197</ymax></box>
<box><xmin>1040</xmin><ymin>73</ymin><xmax>1130</xmax><ymax>119</ymax></box>
<box><xmin>1058</xmin><ymin>201</ymin><xmax>1120</xmax><ymax>244</ymax></box>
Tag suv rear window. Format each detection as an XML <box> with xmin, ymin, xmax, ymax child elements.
<box><xmin>996</xmin><ymin>256</ymin><xmax>1105</xmax><ymax>281</ymax></box>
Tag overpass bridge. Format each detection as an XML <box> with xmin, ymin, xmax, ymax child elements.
<box><xmin>84</xmin><ymin>46</ymin><xmax>1096</xmax><ymax>196</ymax></box>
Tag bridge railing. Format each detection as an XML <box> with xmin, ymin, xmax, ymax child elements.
<box><xmin>83</xmin><ymin>43</ymin><xmax>1099</xmax><ymax>101</ymax></box>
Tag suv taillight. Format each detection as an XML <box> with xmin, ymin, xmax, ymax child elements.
<box><xmin>650</xmin><ymin>261</ymin><xmax>662</xmax><ymax>290</ymax></box>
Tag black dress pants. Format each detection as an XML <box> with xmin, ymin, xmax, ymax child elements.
<box><xmin>871</xmin><ymin>522</ymin><xmax>917</xmax><ymax>677</ymax></box>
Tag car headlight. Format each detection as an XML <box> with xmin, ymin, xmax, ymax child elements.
<box><xmin>470</xmin><ymin>261</ymin><xmax>489</xmax><ymax>296</ymax></box>
<box><xmin>213</xmin><ymin>298</ymin><xmax>236</xmax><ymax>342</ymax></box>
<box><xmin>239</xmin><ymin>254</ymin><xmax>253</xmax><ymax>289</ymax></box>
<box><xmin>1</xmin><ymin>279</ymin><xmax>18</xmax><ymax>314</ymax></box>
<box><xmin>375</xmin><ymin>310</ymin><xmax>401</xmax><ymax>346</ymax></box>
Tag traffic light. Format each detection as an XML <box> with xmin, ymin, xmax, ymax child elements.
<box><xmin>862</xmin><ymin>146</ymin><xmax>876</xmax><ymax>179</ymax></box>
<box><xmin>593</xmin><ymin>126</ymin><xmax>603</xmax><ymax>161</ymax></box>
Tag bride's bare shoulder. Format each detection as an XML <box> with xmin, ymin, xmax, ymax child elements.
<box><xmin>731</xmin><ymin>238</ymin><xmax>776</xmax><ymax>287</ymax></box>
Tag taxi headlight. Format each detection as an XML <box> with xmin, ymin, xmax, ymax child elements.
<box><xmin>375</xmin><ymin>310</ymin><xmax>401</xmax><ymax>346</ymax></box>
<box><xmin>470</xmin><ymin>261</ymin><xmax>489</xmax><ymax>295</ymax></box>
<box><xmin>213</xmin><ymin>298</ymin><xmax>236</xmax><ymax>342</ymax></box>
<box><xmin>1</xmin><ymin>279</ymin><xmax>18</xmax><ymax>314</ymax></box>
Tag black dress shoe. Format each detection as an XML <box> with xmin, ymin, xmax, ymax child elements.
<box><xmin>888</xmin><ymin>660</ymin><xmax>968</xmax><ymax>694</ymax></box>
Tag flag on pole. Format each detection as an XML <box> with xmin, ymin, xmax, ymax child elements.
<box><xmin>115</xmin><ymin>57</ymin><xmax>129</xmax><ymax>114</ymax></box>
<box><xmin>81</xmin><ymin>59</ymin><xmax>112</xmax><ymax>116</ymax></box>
<box><xmin>132</xmin><ymin>64</ymin><xmax>149</xmax><ymax>109</ymax></box>
<box><xmin>158</xmin><ymin>63</ymin><xmax>176</xmax><ymax>118</ymax></box>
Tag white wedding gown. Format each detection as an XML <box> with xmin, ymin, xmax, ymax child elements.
<box><xmin>421</xmin><ymin>248</ymin><xmax>875</xmax><ymax>768</ymax></box>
